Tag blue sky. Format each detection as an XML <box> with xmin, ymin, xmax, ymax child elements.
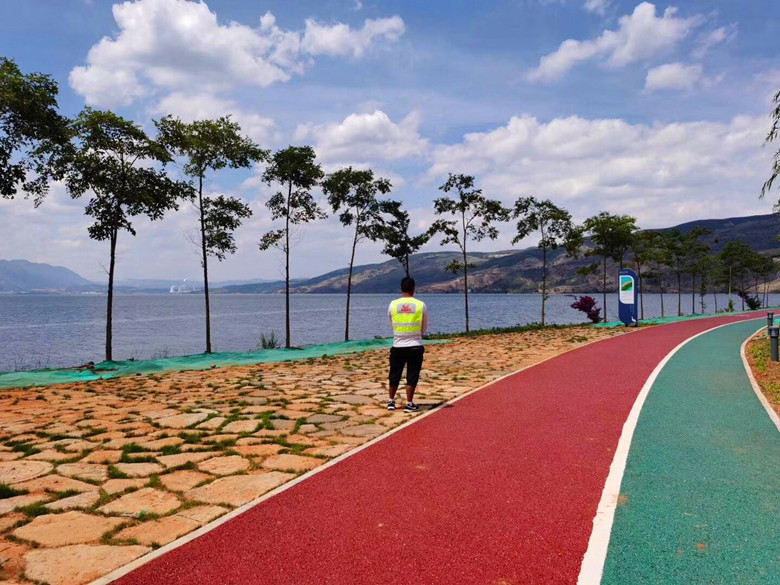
<box><xmin>1</xmin><ymin>0</ymin><xmax>779</xmax><ymax>282</ymax></box>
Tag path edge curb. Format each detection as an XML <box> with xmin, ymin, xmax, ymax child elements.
<box><xmin>740</xmin><ymin>330</ymin><xmax>780</xmax><ymax>433</ymax></box>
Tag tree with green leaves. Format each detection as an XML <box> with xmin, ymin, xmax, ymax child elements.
<box><xmin>684</xmin><ymin>227</ymin><xmax>711</xmax><ymax>314</ymax></box>
<box><xmin>1</xmin><ymin>57</ymin><xmax>69</xmax><ymax>205</ymax></box>
<box><xmin>719</xmin><ymin>241</ymin><xmax>750</xmax><ymax>311</ymax></box>
<box><xmin>629</xmin><ymin>230</ymin><xmax>662</xmax><ymax>320</ymax></box>
<box><xmin>156</xmin><ymin>116</ymin><xmax>268</xmax><ymax>353</ymax></box>
<box><xmin>322</xmin><ymin>167</ymin><xmax>392</xmax><ymax>341</ymax></box>
<box><xmin>662</xmin><ymin>229</ymin><xmax>688</xmax><ymax>316</ymax></box>
<box><xmin>749</xmin><ymin>252</ymin><xmax>775</xmax><ymax>307</ymax></box>
<box><xmin>761</xmin><ymin>89</ymin><xmax>780</xmax><ymax>203</ymax></box>
<box><xmin>259</xmin><ymin>146</ymin><xmax>325</xmax><ymax>349</ymax></box>
<box><xmin>378</xmin><ymin>200</ymin><xmax>432</xmax><ymax>278</ymax></box>
<box><xmin>579</xmin><ymin>212</ymin><xmax>637</xmax><ymax>322</ymax></box>
<box><xmin>512</xmin><ymin>196</ymin><xmax>576</xmax><ymax>325</ymax></box>
<box><xmin>63</xmin><ymin>108</ymin><xmax>191</xmax><ymax>361</ymax></box>
<box><xmin>431</xmin><ymin>173</ymin><xmax>509</xmax><ymax>332</ymax></box>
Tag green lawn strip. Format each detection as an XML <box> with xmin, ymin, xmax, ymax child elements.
<box><xmin>602</xmin><ymin>319</ymin><xmax>780</xmax><ymax>584</ymax></box>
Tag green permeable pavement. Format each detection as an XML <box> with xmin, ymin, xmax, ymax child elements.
<box><xmin>594</xmin><ymin>307</ymin><xmax>778</xmax><ymax>328</ymax></box>
<box><xmin>602</xmin><ymin>319</ymin><xmax>780</xmax><ymax>584</ymax></box>
<box><xmin>0</xmin><ymin>339</ymin><xmax>448</xmax><ymax>389</ymax></box>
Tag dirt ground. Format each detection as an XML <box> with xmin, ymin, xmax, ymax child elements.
<box><xmin>0</xmin><ymin>325</ymin><xmax>627</xmax><ymax>585</ymax></box>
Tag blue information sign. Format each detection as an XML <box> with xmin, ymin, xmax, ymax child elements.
<box><xmin>618</xmin><ymin>268</ymin><xmax>639</xmax><ymax>326</ymax></box>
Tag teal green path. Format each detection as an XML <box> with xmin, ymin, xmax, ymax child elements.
<box><xmin>602</xmin><ymin>319</ymin><xmax>780</xmax><ymax>584</ymax></box>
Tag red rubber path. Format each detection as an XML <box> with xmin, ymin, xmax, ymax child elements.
<box><xmin>113</xmin><ymin>313</ymin><xmax>761</xmax><ymax>585</ymax></box>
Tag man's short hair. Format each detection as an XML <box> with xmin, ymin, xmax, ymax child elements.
<box><xmin>400</xmin><ymin>277</ymin><xmax>415</xmax><ymax>294</ymax></box>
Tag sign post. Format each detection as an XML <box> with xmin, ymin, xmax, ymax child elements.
<box><xmin>618</xmin><ymin>268</ymin><xmax>639</xmax><ymax>327</ymax></box>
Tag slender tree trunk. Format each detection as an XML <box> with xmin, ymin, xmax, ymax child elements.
<box><xmin>660</xmin><ymin>279</ymin><xmax>665</xmax><ymax>318</ymax></box>
<box><xmin>285</xmin><ymin>182</ymin><xmax>292</xmax><ymax>349</ymax></box>
<box><xmin>713</xmin><ymin>290</ymin><xmax>718</xmax><ymax>314</ymax></box>
<box><xmin>728</xmin><ymin>266</ymin><xmax>732</xmax><ymax>309</ymax></box>
<box><xmin>198</xmin><ymin>176</ymin><xmax>212</xmax><ymax>354</ymax></box>
<box><xmin>462</xmin><ymin>211</ymin><xmax>470</xmax><ymax>333</ymax></box>
<box><xmin>700</xmin><ymin>281</ymin><xmax>705</xmax><ymax>314</ymax></box>
<box><xmin>677</xmin><ymin>273</ymin><xmax>682</xmax><ymax>316</ymax></box>
<box><xmin>541</xmin><ymin>245</ymin><xmax>547</xmax><ymax>326</ymax></box>
<box><xmin>741</xmin><ymin>276</ymin><xmax>745</xmax><ymax>310</ymax></box>
<box><xmin>106</xmin><ymin>228</ymin><xmax>117</xmax><ymax>362</ymax></box>
<box><xmin>691</xmin><ymin>275</ymin><xmax>696</xmax><ymax>314</ymax></box>
<box><xmin>345</xmin><ymin>225</ymin><xmax>359</xmax><ymax>342</ymax></box>
<box><xmin>463</xmin><ymin>245</ymin><xmax>470</xmax><ymax>332</ymax></box>
<box><xmin>602</xmin><ymin>256</ymin><xmax>607</xmax><ymax>323</ymax></box>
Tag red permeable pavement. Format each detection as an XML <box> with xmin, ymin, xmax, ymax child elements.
<box><xmin>114</xmin><ymin>313</ymin><xmax>761</xmax><ymax>585</ymax></box>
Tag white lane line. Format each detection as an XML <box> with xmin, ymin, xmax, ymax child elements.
<box><xmin>576</xmin><ymin>317</ymin><xmax>761</xmax><ymax>585</ymax></box>
<box><xmin>90</xmin><ymin>330</ymin><xmax>641</xmax><ymax>585</ymax></box>
<box><xmin>740</xmin><ymin>330</ymin><xmax>780</xmax><ymax>433</ymax></box>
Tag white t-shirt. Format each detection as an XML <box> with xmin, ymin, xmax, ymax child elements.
<box><xmin>388</xmin><ymin>298</ymin><xmax>429</xmax><ymax>348</ymax></box>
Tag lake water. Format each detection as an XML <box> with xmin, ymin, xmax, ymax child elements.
<box><xmin>0</xmin><ymin>292</ymin><xmax>774</xmax><ymax>372</ymax></box>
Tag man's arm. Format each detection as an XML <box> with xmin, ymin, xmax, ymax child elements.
<box><xmin>421</xmin><ymin>303</ymin><xmax>429</xmax><ymax>335</ymax></box>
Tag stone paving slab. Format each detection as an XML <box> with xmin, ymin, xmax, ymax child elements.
<box><xmin>98</xmin><ymin>488</ymin><xmax>181</xmax><ymax>517</ymax></box>
<box><xmin>261</xmin><ymin>454</ymin><xmax>321</xmax><ymax>472</ymax></box>
<box><xmin>44</xmin><ymin>492</ymin><xmax>100</xmax><ymax>511</ymax></box>
<box><xmin>159</xmin><ymin>470</ymin><xmax>212</xmax><ymax>492</ymax></box>
<box><xmin>184</xmin><ymin>472</ymin><xmax>295</xmax><ymax>507</ymax></box>
<box><xmin>13</xmin><ymin>512</ymin><xmax>123</xmax><ymax>547</ymax></box>
<box><xmin>24</xmin><ymin>544</ymin><xmax>150</xmax><ymax>585</ymax></box>
<box><xmin>197</xmin><ymin>456</ymin><xmax>250</xmax><ymax>476</ymax></box>
<box><xmin>115</xmin><ymin>515</ymin><xmax>200</xmax><ymax>546</ymax></box>
<box><xmin>0</xmin><ymin>461</ymin><xmax>53</xmax><ymax>485</ymax></box>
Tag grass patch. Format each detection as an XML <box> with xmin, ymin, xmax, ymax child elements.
<box><xmin>0</xmin><ymin>483</ymin><xmax>29</xmax><ymax>499</ymax></box>
<box><xmin>425</xmin><ymin>322</ymin><xmax>583</xmax><ymax>340</ymax></box>
<box><xmin>108</xmin><ymin>465</ymin><xmax>130</xmax><ymax>479</ymax></box>
<box><xmin>8</xmin><ymin>442</ymin><xmax>41</xmax><ymax>457</ymax></box>
<box><xmin>292</xmin><ymin>417</ymin><xmax>307</xmax><ymax>434</ymax></box>
<box><xmin>19</xmin><ymin>501</ymin><xmax>50</xmax><ymax>518</ymax></box>
<box><xmin>178</xmin><ymin>432</ymin><xmax>202</xmax><ymax>444</ymax></box>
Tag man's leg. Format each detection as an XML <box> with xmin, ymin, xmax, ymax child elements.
<box><xmin>404</xmin><ymin>346</ymin><xmax>424</xmax><ymax>408</ymax></box>
<box><xmin>388</xmin><ymin>347</ymin><xmax>405</xmax><ymax>405</ymax></box>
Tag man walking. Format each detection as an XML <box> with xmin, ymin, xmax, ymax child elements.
<box><xmin>387</xmin><ymin>277</ymin><xmax>428</xmax><ymax>413</ymax></box>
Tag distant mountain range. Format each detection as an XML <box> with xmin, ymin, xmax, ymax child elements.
<box><xmin>3</xmin><ymin>213</ymin><xmax>778</xmax><ymax>294</ymax></box>
<box><xmin>217</xmin><ymin>213</ymin><xmax>780</xmax><ymax>295</ymax></box>
<box><xmin>0</xmin><ymin>260</ymin><xmax>92</xmax><ymax>292</ymax></box>
<box><xmin>0</xmin><ymin>261</ymin><xmax>273</xmax><ymax>294</ymax></box>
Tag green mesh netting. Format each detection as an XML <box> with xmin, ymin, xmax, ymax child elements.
<box><xmin>0</xmin><ymin>339</ymin><xmax>448</xmax><ymax>390</ymax></box>
<box><xmin>592</xmin><ymin>308</ymin><xmax>775</xmax><ymax>328</ymax></box>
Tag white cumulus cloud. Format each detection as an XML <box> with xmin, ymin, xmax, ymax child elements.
<box><xmin>70</xmin><ymin>0</ymin><xmax>405</xmax><ymax>107</ymax></box>
<box><xmin>644</xmin><ymin>62</ymin><xmax>704</xmax><ymax>92</ymax></box>
<box><xmin>294</xmin><ymin>110</ymin><xmax>428</xmax><ymax>163</ymax></box>
<box><xmin>429</xmin><ymin>113</ymin><xmax>773</xmax><ymax>228</ymax></box>
<box><xmin>528</xmin><ymin>2</ymin><xmax>702</xmax><ymax>82</ymax></box>
<box><xmin>302</xmin><ymin>16</ymin><xmax>404</xmax><ymax>58</ymax></box>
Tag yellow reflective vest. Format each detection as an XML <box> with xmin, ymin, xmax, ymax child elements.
<box><xmin>389</xmin><ymin>297</ymin><xmax>425</xmax><ymax>337</ymax></box>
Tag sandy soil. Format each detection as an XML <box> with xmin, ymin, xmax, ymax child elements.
<box><xmin>744</xmin><ymin>335</ymin><xmax>780</xmax><ymax>419</ymax></box>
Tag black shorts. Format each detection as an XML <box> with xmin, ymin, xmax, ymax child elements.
<box><xmin>389</xmin><ymin>346</ymin><xmax>425</xmax><ymax>387</ymax></box>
